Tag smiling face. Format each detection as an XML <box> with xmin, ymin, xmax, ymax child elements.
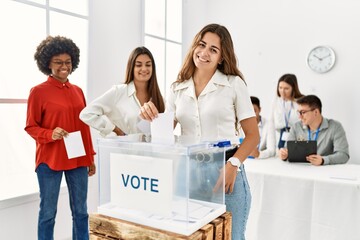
<box><xmin>49</xmin><ymin>53</ymin><xmax>72</xmax><ymax>83</ymax></box>
<box><xmin>193</xmin><ymin>32</ymin><xmax>222</xmax><ymax>73</ymax></box>
<box><xmin>297</xmin><ymin>104</ymin><xmax>317</xmax><ymax>126</ymax></box>
<box><xmin>278</xmin><ymin>81</ymin><xmax>293</xmax><ymax>100</ymax></box>
<box><xmin>133</xmin><ymin>54</ymin><xmax>153</xmax><ymax>84</ymax></box>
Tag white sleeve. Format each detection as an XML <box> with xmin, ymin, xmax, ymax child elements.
<box><xmin>258</xmin><ymin>118</ymin><xmax>276</xmax><ymax>158</ymax></box>
<box><xmin>165</xmin><ymin>84</ymin><xmax>177</xmax><ymax>121</ymax></box>
<box><xmin>233</xmin><ymin>77</ymin><xmax>255</xmax><ymax>121</ymax></box>
<box><xmin>80</xmin><ymin>86</ymin><xmax>118</xmax><ymax>137</ymax></box>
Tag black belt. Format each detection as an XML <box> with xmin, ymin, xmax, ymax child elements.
<box><xmin>225</xmin><ymin>146</ymin><xmax>239</xmax><ymax>160</ymax></box>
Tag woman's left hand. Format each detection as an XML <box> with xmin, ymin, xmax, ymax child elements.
<box><xmin>88</xmin><ymin>162</ymin><xmax>96</xmax><ymax>176</ymax></box>
<box><xmin>213</xmin><ymin>162</ymin><xmax>238</xmax><ymax>194</ymax></box>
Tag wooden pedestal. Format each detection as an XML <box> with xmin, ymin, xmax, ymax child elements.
<box><xmin>89</xmin><ymin>212</ymin><xmax>232</xmax><ymax>240</ymax></box>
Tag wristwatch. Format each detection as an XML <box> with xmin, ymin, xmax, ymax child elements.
<box><xmin>227</xmin><ymin>157</ymin><xmax>242</xmax><ymax>168</ymax></box>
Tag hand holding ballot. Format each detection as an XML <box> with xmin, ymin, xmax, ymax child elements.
<box><xmin>140</xmin><ymin>100</ymin><xmax>159</xmax><ymax>121</ymax></box>
<box><xmin>139</xmin><ymin>101</ymin><xmax>175</xmax><ymax>144</ymax></box>
<box><xmin>52</xmin><ymin>127</ymin><xmax>69</xmax><ymax>140</ymax></box>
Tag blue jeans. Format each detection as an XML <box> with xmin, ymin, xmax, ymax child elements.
<box><xmin>36</xmin><ymin>163</ymin><xmax>89</xmax><ymax>240</ymax></box>
<box><xmin>225</xmin><ymin>164</ymin><xmax>251</xmax><ymax>240</ymax></box>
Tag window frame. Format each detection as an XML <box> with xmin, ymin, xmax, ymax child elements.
<box><xmin>143</xmin><ymin>0</ymin><xmax>183</xmax><ymax>97</ymax></box>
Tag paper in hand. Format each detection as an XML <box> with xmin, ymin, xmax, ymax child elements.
<box><xmin>151</xmin><ymin>111</ymin><xmax>175</xmax><ymax>144</ymax></box>
<box><xmin>63</xmin><ymin>131</ymin><xmax>86</xmax><ymax>159</ymax></box>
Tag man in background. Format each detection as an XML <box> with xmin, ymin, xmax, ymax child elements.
<box><xmin>279</xmin><ymin>95</ymin><xmax>349</xmax><ymax>165</ymax></box>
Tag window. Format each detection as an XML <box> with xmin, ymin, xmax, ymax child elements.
<box><xmin>143</xmin><ymin>0</ymin><xmax>182</xmax><ymax>97</ymax></box>
<box><xmin>0</xmin><ymin>0</ymin><xmax>88</xmax><ymax>201</ymax></box>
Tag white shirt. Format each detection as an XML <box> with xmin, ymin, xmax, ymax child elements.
<box><xmin>269</xmin><ymin>96</ymin><xmax>299</xmax><ymax>148</ymax></box>
<box><xmin>80</xmin><ymin>82</ymin><xmax>143</xmax><ymax>137</ymax></box>
<box><xmin>258</xmin><ymin>117</ymin><xmax>276</xmax><ymax>159</ymax></box>
<box><xmin>166</xmin><ymin>70</ymin><xmax>255</xmax><ymax>143</ymax></box>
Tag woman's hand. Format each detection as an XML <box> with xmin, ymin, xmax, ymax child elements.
<box><xmin>52</xmin><ymin>127</ymin><xmax>68</xmax><ymax>140</ymax></box>
<box><xmin>213</xmin><ymin>162</ymin><xmax>238</xmax><ymax>194</ymax></box>
<box><xmin>139</xmin><ymin>101</ymin><xmax>159</xmax><ymax>121</ymax></box>
<box><xmin>88</xmin><ymin>162</ymin><xmax>96</xmax><ymax>176</ymax></box>
<box><xmin>113</xmin><ymin>126</ymin><xmax>126</xmax><ymax>136</ymax></box>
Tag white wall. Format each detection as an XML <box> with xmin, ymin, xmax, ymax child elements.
<box><xmin>87</xmin><ymin>0</ymin><xmax>143</xmax><ymax>101</ymax></box>
<box><xmin>183</xmin><ymin>0</ymin><xmax>360</xmax><ymax>164</ymax></box>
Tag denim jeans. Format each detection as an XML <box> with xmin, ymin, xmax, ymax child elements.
<box><xmin>36</xmin><ymin>163</ymin><xmax>89</xmax><ymax>240</ymax></box>
<box><xmin>225</xmin><ymin>164</ymin><xmax>251</xmax><ymax>240</ymax></box>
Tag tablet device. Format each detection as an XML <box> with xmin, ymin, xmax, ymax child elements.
<box><xmin>287</xmin><ymin>141</ymin><xmax>317</xmax><ymax>163</ymax></box>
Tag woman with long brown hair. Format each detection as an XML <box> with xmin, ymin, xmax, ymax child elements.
<box><xmin>141</xmin><ymin>23</ymin><xmax>259</xmax><ymax>240</ymax></box>
<box><xmin>269</xmin><ymin>73</ymin><xmax>304</xmax><ymax>149</ymax></box>
<box><xmin>80</xmin><ymin>46</ymin><xmax>165</xmax><ymax>136</ymax></box>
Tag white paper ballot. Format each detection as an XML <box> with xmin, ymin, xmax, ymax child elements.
<box><xmin>63</xmin><ymin>131</ymin><xmax>86</xmax><ymax>159</ymax></box>
<box><xmin>151</xmin><ymin>112</ymin><xmax>175</xmax><ymax>144</ymax></box>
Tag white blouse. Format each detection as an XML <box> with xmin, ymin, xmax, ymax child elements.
<box><xmin>269</xmin><ymin>96</ymin><xmax>300</xmax><ymax>148</ymax></box>
<box><xmin>80</xmin><ymin>82</ymin><xmax>143</xmax><ymax>137</ymax></box>
<box><xmin>270</xmin><ymin>97</ymin><xmax>299</xmax><ymax>130</ymax></box>
<box><xmin>166</xmin><ymin>70</ymin><xmax>255</xmax><ymax>143</ymax></box>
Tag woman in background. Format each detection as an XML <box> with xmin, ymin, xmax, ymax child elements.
<box><xmin>269</xmin><ymin>73</ymin><xmax>304</xmax><ymax>150</ymax></box>
<box><xmin>80</xmin><ymin>46</ymin><xmax>165</xmax><ymax>137</ymax></box>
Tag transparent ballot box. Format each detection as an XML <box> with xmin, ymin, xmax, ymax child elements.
<box><xmin>97</xmin><ymin>138</ymin><xmax>226</xmax><ymax>236</ymax></box>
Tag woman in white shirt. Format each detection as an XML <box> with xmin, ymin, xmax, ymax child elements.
<box><xmin>269</xmin><ymin>73</ymin><xmax>304</xmax><ymax>150</ymax></box>
<box><xmin>80</xmin><ymin>46</ymin><xmax>165</xmax><ymax>137</ymax></box>
<box><xmin>141</xmin><ymin>23</ymin><xmax>259</xmax><ymax>240</ymax></box>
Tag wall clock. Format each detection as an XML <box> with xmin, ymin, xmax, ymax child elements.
<box><xmin>307</xmin><ymin>46</ymin><xmax>336</xmax><ymax>73</ymax></box>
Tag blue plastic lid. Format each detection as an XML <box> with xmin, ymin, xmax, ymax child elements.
<box><xmin>213</xmin><ymin>140</ymin><xmax>231</xmax><ymax>148</ymax></box>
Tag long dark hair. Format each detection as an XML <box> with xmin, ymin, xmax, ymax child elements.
<box><xmin>276</xmin><ymin>73</ymin><xmax>304</xmax><ymax>99</ymax></box>
<box><xmin>124</xmin><ymin>46</ymin><xmax>165</xmax><ymax>113</ymax></box>
<box><xmin>177</xmin><ymin>23</ymin><xmax>244</xmax><ymax>82</ymax></box>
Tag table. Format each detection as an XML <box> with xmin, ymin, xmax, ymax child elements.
<box><xmin>244</xmin><ymin>158</ymin><xmax>360</xmax><ymax>240</ymax></box>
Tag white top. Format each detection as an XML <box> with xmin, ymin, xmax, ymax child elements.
<box><xmin>269</xmin><ymin>96</ymin><xmax>299</xmax><ymax>148</ymax></box>
<box><xmin>80</xmin><ymin>82</ymin><xmax>142</xmax><ymax>137</ymax></box>
<box><xmin>257</xmin><ymin>117</ymin><xmax>276</xmax><ymax>158</ymax></box>
<box><xmin>166</xmin><ymin>70</ymin><xmax>255</xmax><ymax>143</ymax></box>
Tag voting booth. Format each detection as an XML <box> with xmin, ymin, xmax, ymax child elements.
<box><xmin>97</xmin><ymin>136</ymin><xmax>226</xmax><ymax>236</ymax></box>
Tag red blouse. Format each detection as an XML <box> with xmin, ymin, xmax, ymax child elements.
<box><xmin>25</xmin><ymin>76</ymin><xmax>95</xmax><ymax>171</ymax></box>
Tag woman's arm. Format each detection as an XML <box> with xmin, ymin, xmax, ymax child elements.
<box><xmin>233</xmin><ymin>116</ymin><xmax>260</xmax><ymax>162</ymax></box>
<box><xmin>222</xmin><ymin>116</ymin><xmax>259</xmax><ymax>194</ymax></box>
<box><xmin>79</xmin><ymin>86</ymin><xmax>118</xmax><ymax>136</ymax></box>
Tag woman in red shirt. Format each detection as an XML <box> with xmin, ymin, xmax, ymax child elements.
<box><xmin>25</xmin><ymin>36</ymin><xmax>96</xmax><ymax>240</ymax></box>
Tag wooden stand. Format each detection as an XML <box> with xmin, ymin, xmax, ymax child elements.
<box><xmin>89</xmin><ymin>212</ymin><xmax>232</xmax><ymax>240</ymax></box>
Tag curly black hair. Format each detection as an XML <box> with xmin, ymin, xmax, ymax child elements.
<box><xmin>34</xmin><ymin>35</ymin><xmax>80</xmax><ymax>75</ymax></box>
